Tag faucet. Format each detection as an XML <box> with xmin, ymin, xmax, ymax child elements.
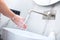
<box><xmin>28</xmin><ymin>10</ymin><xmax>56</xmax><ymax>20</ymax></box>
<box><xmin>29</xmin><ymin>10</ymin><xmax>47</xmax><ymax>16</ymax></box>
<box><xmin>25</xmin><ymin>9</ymin><xmax>56</xmax><ymax>24</ymax></box>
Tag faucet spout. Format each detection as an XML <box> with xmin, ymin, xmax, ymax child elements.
<box><xmin>29</xmin><ymin>10</ymin><xmax>47</xmax><ymax>16</ymax></box>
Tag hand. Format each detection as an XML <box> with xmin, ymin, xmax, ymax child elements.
<box><xmin>11</xmin><ymin>15</ymin><xmax>27</xmax><ymax>29</ymax></box>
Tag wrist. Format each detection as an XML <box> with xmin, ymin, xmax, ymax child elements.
<box><xmin>11</xmin><ymin>14</ymin><xmax>16</xmax><ymax>20</ymax></box>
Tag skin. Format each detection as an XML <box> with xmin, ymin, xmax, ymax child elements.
<box><xmin>0</xmin><ymin>0</ymin><xmax>27</xmax><ymax>29</ymax></box>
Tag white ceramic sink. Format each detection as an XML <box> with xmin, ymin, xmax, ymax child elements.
<box><xmin>2</xmin><ymin>27</ymin><xmax>55</xmax><ymax>40</ymax></box>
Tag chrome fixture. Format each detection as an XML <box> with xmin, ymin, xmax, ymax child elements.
<box><xmin>43</xmin><ymin>10</ymin><xmax>56</xmax><ymax>20</ymax></box>
<box><xmin>28</xmin><ymin>10</ymin><xmax>56</xmax><ymax>20</ymax></box>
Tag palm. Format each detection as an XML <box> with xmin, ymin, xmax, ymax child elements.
<box><xmin>11</xmin><ymin>15</ymin><xmax>27</xmax><ymax>29</ymax></box>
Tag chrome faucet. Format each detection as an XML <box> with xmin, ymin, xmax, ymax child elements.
<box><xmin>28</xmin><ymin>10</ymin><xmax>56</xmax><ymax>20</ymax></box>
<box><xmin>25</xmin><ymin>9</ymin><xmax>56</xmax><ymax>24</ymax></box>
<box><xmin>29</xmin><ymin>10</ymin><xmax>47</xmax><ymax>16</ymax></box>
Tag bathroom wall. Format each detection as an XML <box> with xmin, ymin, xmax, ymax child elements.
<box><xmin>1</xmin><ymin>0</ymin><xmax>60</xmax><ymax>40</ymax></box>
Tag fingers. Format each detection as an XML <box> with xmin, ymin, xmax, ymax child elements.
<box><xmin>23</xmin><ymin>24</ymin><xmax>27</xmax><ymax>29</ymax></box>
<box><xmin>17</xmin><ymin>21</ymin><xmax>27</xmax><ymax>30</ymax></box>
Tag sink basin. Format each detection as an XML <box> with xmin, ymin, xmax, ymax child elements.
<box><xmin>1</xmin><ymin>27</ymin><xmax>55</xmax><ymax>40</ymax></box>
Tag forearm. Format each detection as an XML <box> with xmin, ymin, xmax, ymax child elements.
<box><xmin>0</xmin><ymin>0</ymin><xmax>15</xmax><ymax>19</ymax></box>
